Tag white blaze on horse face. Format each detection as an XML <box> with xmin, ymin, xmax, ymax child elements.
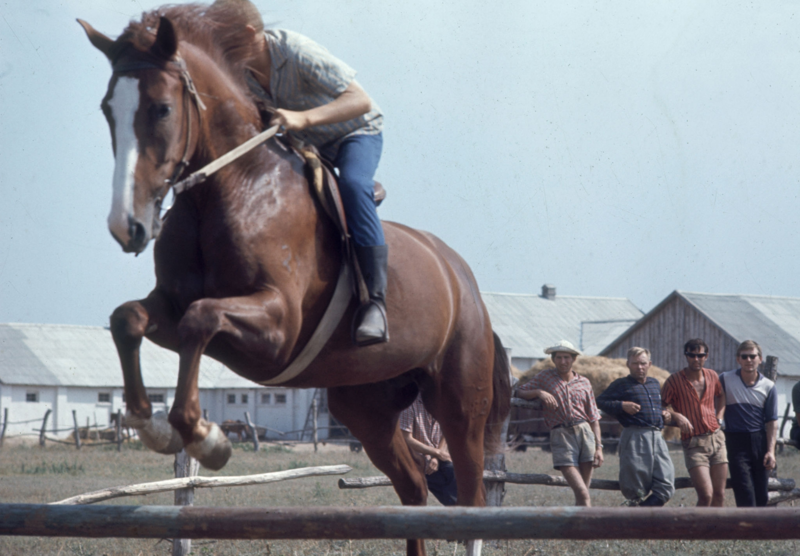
<box><xmin>107</xmin><ymin>76</ymin><xmax>141</xmax><ymax>245</ymax></box>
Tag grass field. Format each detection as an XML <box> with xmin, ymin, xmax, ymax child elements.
<box><xmin>0</xmin><ymin>439</ymin><xmax>798</xmax><ymax>555</ymax></box>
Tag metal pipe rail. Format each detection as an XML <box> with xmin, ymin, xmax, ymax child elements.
<box><xmin>0</xmin><ymin>504</ymin><xmax>798</xmax><ymax>540</ymax></box>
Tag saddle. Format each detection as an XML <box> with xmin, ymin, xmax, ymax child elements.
<box><xmin>281</xmin><ymin>135</ymin><xmax>385</xmax><ymax>306</ymax></box>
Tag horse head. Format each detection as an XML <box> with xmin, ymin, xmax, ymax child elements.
<box><xmin>79</xmin><ymin>17</ymin><xmax>202</xmax><ymax>254</ymax></box>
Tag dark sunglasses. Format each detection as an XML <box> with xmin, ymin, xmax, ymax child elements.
<box><xmin>684</xmin><ymin>353</ymin><xmax>707</xmax><ymax>359</ymax></box>
<box><xmin>739</xmin><ymin>354</ymin><xmax>759</xmax><ymax>360</ymax></box>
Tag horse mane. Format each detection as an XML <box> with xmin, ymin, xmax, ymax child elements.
<box><xmin>115</xmin><ymin>3</ymin><xmax>254</xmax><ymax>94</ymax></box>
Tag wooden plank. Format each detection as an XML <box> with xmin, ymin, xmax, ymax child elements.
<box><xmin>1</xmin><ymin>504</ymin><xmax>799</xmax><ymax>540</ymax></box>
<box><xmin>51</xmin><ymin>465</ymin><xmax>352</xmax><ymax>505</ymax></box>
<box><xmin>339</xmin><ymin>472</ymin><xmax>795</xmax><ymax>492</ymax></box>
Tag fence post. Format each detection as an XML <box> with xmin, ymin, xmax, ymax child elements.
<box><xmin>172</xmin><ymin>449</ymin><xmax>200</xmax><ymax>556</ymax></box>
<box><xmin>116</xmin><ymin>409</ymin><xmax>123</xmax><ymax>452</ymax></box>
<box><xmin>312</xmin><ymin>398</ymin><xmax>318</xmax><ymax>453</ymax></box>
<box><xmin>762</xmin><ymin>356</ymin><xmax>779</xmax><ymax>475</ymax></box>
<box><xmin>244</xmin><ymin>411</ymin><xmax>260</xmax><ymax>452</ymax></box>
<box><xmin>39</xmin><ymin>409</ymin><xmax>52</xmax><ymax>447</ymax></box>
<box><xmin>0</xmin><ymin>408</ymin><xmax>8</xmax><ymax>448</ymax></box>
<box><xmin>763</xmin><ymin>356</ymin><xmax>778</xmax><ymax>381</ymax></box>
<box><xmin>72</xmin><ymin>410</ymin><xmax>81</xmax><ymax>450</ymax></box>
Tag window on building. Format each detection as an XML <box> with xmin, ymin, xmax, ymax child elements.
<box><xmin>275</xmin><ymin>393</ymin><xmax>287</xmax><ymax>404</ymax></box>
<box><xmin>241</xmin><ymin>394</ymin><xmax>248</xmax><ymax>404</ymax></box>
<box><xmin>26</xmin><ymin>392</ymin><xmax>38</xmax><ymax>403</ymax></box>
<box><xmin>148</xmin><ymin>393</ymin><xmax>165</xmax><ymax>404</ymax></box>
<box><xmin>227</xmin><ymin>394</ymin><xmax>236</xmax><ymax>404</ymax></box>
<box><xmin>261</xmin><ymin>393</ymin><xmax>271</xmax><ymax>404</ymax></box>
<box><xmin>98</xmin><ymin>393</ymin><xmax>111</xmax><ymax>403</ymax></box>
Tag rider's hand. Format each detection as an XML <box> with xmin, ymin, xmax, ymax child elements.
<box><xmin>270</xmin><ymin>109</ymin><xmax>309</xmax><ymax>131</ymax></box>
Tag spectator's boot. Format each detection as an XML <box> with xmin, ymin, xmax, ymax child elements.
<box><xmin>639</xmin><ymin>494</ymin><xmax>666</xmax><ymax>507</ymax></box>
<box><xmin>352</xmin><ymin>244</ymin><xmax>389</xmax><ymax>346</ymax></box>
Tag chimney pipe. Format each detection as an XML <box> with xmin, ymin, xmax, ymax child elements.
<box><xmin>541</xmin><ymin>284</ymin><xmax>556</xmax><ymax>300</ymax></box>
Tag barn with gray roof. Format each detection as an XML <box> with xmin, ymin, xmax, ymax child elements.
<box><xmin>482</xmin><ymin>284</ymin><xmax>643</xmax><ymax>370</ymax></box>
<box><xmin>0</xmin><ymin>323</ymin><xmax>325</xmax><ymax>440</ymax></box>
<box><xmin>600</xmin><ymin>290</ymin><xmax>800</xmax><ymax>420</ymax></box>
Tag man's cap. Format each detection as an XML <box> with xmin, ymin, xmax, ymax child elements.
<box><xmin>544</xmin><ymin>340</ymin><xmax>581</xmax><ymax>356</ymax></box>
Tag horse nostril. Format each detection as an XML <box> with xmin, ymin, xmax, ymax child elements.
<box><xmin>128</xmin><ymin>218</ymin><xmax>147</xmax><ymax>249</ymax></box>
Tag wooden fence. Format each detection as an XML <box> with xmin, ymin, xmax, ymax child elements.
<box><xmin>1</xmin><ymin>504</ymin><xmax>799</xmax><ymax>540</ymax></box>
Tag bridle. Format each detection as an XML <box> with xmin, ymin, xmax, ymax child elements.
<box><xmin>112</xmin><ymin>55</ymin><xmax>279</xmax><ymax>197</ymax></box>
<box><xmin>111</xmin><ymin>55</ymin><xmax>207</xmax><ymax>189</ymax></box>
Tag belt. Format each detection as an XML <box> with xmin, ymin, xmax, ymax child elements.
<box><xmin>552</xmin><ymin>420</ymin><xmax>586</xmax><ymax>430</ymax></box>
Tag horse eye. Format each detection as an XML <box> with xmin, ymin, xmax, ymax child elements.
<box><xmin>150</xmin><ymin>103</ymin><xmax>172</xmax><ymax>121</ymax></box>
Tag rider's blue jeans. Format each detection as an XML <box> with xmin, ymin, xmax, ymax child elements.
<box><xmin>334</xmin><ymin>132</ymin><xmax>385</xmax><ymax>247</ymax></box>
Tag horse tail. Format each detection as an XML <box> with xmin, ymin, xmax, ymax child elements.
<box><xmin>484</xmin><ymin>331</ymin><xmax>512</xmax><ymax>455</ymax></box>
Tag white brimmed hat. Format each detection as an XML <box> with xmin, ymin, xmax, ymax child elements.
<box><xmin>544</xmin><ymin>340</ymin><xmax>581</xmax><ymax>356</ymax></box>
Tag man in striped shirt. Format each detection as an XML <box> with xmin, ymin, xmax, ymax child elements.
<box><xmin>597</xmin><ymin>347</ymin><xmax>675</xmax><ymax>506</ymax></box>
<box><xmin>214</xmin><ymin>0</ymin><xmax>389</xmax><ymax>346</ymax></box>
<box><xmin>662</xmin><ymin>338</ymin><xmax>728</xmax><ymax>507</ymax></box>
<box><xmin>399</xmin><ymin>394</ymin><xmax>458</xmax><ymax>506</ymax></box>
<box><xmin>517</xmin><ymin>340</ymin><xmax>604</xmax><ymax>506</ymax></box>
<box><xmin>720</xmin><ymin>340</ymin><xmax>778</xmax><ymax>507</ymax></box>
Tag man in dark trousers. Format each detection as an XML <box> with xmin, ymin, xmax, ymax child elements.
<box><xmin>720</xmin><ymin>340</ymin><xmax>778</xmax><ymax>506</ymax></box>
<box><xmin>399</xmin><ymin>394</ymin><xmax>458</xmax><ymax>506</ymax></box>
<box><xmin>597</xmin><ymin>346</ymin><xmax>675</xmax><ymax>506</ymax></box>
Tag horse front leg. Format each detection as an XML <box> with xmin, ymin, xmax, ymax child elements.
<box><xmin>110</xmin><ymin>291</ymin><xmax>184</xmax><ymax>455</ymax></box>
<box><xmin>171</xmin><ymin>291</ymin><xmax>292</xmax><ymax>470</ymax></box>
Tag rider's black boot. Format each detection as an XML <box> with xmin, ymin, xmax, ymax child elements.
<box><xmin>352</xmin><ymin>244</ymin><xmax>389</xmax><ymax>346</ymax></box>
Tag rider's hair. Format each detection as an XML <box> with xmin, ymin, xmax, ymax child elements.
<box><xmin>210</xmin><ymin>0</ymin><xmax>264</xmax><ymax>33</ymax></box>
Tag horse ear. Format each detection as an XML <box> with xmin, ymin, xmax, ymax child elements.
<box><xmin>77</xmin><ymin>19</ymin><xmax>115</xmax><ymax>60</ymax></box>
<box><xmin>151</xmin><ymin>17</ymin><xmax>178</xmax><ymax>60</ymax></box>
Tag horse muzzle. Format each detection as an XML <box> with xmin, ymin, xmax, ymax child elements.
<box><xmin>108</xmin><ymin>211</ymin><xmax>161</xmax><ymax>255</ymax></box>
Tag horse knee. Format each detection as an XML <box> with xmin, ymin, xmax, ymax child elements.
<box><xmin>110</xmin><ymin>303</ymin><xmax>148</xmax><ymax>345</ymax></box>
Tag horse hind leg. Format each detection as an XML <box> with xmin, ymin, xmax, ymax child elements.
<box><xmin>327</xmin><ymin>382</ymin><xmax>429</xmax><ymax>556</ymax></box>
<box><xmin>110</xmin><ymin>295</ymin><xmax>184</xmax><ymax>455</ymax></box>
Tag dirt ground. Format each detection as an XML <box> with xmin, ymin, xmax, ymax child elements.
<box><xmin>0</xmin><ymin>439</ymin><xmax>798</xmax><ymax>555</ymax></box>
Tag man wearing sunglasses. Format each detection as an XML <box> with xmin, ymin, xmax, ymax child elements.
<box><xmin>719</xmin><ymin>340</ymin><xmax>778</xmax><ymax>506</ymax></box>
<box><xmin>662</xmin><ymin>338</ymin><xmax>727</xmax><ymax>506</ymax></box>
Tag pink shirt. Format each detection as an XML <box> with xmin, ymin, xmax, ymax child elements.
<box><xmin>519</xmin><ymin>368</ymin><xmax>601</xmax><ymax>430</ymax></box>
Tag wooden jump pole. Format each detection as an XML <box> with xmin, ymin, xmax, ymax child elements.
<box><xmin>173</xmin><ymin>450</ymin><xmax>199</xmax><ymax>556</ymax></box>
<box><xmin>339</xmin><ymin>471</ymin><xmax>796</xmax><ymax>492</ymax></box>
<box><xmin>50</xmin><ymin>465</ymin><xmax>353</xmax><ymax>505</ymax></box>
<box><xmin>2</xmin><ymin>505</ymin><xmax>799</xmax><ymax>540</ymax></box>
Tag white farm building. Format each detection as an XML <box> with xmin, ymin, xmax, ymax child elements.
<box><xmin>0</xmin><ymin>323</ymin><xmax>328</xmax><ymax>441</ymax></box>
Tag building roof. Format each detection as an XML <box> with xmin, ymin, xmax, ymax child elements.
<box><xmin>481</xmin><ymin>290</ymin><xmax>643</xmax><ymax>359</ymax></box>
<box><xmin>0</xmin><ymin>323</ymin><xmax>261</xmax><ymax>389</ymax></box>
<box><xmin>601</xmin><ymin>291</ymin><xmax>800</xmax><ymax>377</ymax></box>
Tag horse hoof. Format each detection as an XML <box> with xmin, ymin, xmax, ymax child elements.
<box><xmin>128</xmin><ymin>410</ymin><xmax>184</xmax><ymax>454</ymax></box>
<box><xmin>185</xmin><ymin>421</ymin><xmax>232</xmax><ymax>471</ymax></box>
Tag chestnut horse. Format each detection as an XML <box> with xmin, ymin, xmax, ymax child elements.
<box><xmin>80</xmin><ymin>6</ymin><xmax>509</xmax><ymax>554</ymax></box>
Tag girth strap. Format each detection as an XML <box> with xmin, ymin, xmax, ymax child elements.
<box><xmin>257</xmin><ymin>263</ymin><xmax>353</xmax><ymax>386</ymax></box>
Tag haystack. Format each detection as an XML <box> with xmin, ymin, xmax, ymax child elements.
<box><xmin>515</xmin><ymin>356</ymin><xmax>680</xmax><ymax>441</ymax></box>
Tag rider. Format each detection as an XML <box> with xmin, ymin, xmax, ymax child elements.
<box><xmin>210</xmin><ymin>0</ymin><xmax>388</xmax><ymax>346</ymax></box>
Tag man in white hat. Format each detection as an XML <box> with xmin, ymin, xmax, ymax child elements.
<box><xmin>516</xmin><ymin>340</ymin><xmax>604</xmax><ymax>506</ymax></box>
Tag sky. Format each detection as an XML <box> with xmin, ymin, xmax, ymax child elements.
<box><xmin>1</xmin><ymin>0</ymin><xmax>799</xmax><ymax>327</ymax></box>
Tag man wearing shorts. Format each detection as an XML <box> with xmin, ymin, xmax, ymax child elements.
<box><xmin>516</xmin><ymin>340</ymin><xmax>604</xmax><ymax>506</ymax></box>
<box><xmin>662</xmin><ymin>338</ymin><xmax>728</xmax><ymax>507</ymax></box>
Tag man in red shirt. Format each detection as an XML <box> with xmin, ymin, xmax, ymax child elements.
<box><xmin>516</xmin><ymin>340</ymin><xmax>604</xmax><ymax>506</ymax></box>
<box><xmin>662</xmin><ymin>338</ymin><xmax>728</xmax><ymax>507</ymax></box>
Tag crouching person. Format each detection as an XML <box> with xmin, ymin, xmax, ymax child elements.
<box><xmin>597</xmin><ymin>347</ymin><xmax>675</xmax><ymax>506</ymax></box>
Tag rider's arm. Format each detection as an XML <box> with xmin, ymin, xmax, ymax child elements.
<box><xmin>271</xmin><ymin>80</ymin><xmax>371</xmax><ymax>131</ymax></box>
